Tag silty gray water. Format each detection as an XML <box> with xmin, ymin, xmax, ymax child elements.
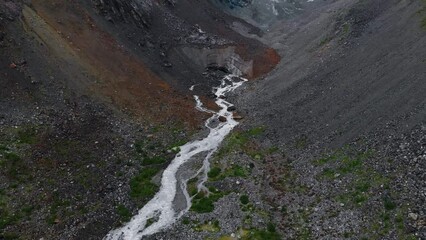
<box><xmin>104</xmin><ymin>74</ymin><xmax>247</xmax><ymax>240</ymax></box>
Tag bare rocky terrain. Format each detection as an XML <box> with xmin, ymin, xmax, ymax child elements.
<box><xmin>0</xmin><ymin>0</ymin><xmax>425</xmax><ymax>240</ymax></box>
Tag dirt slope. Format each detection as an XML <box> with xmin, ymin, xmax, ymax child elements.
<box><xmin>233</xmin><ymin>0</ymin><xmax>426</xmax><ymax>239</ymax></box>
<box><xmin>239</xmin><ymin>0</ymin><xmax>426</xmax><ymax>147</ymax></box>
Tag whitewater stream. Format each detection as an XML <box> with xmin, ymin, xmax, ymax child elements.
<box><xmin>104</xmin><ymin>74</ymin><xmax>247</xmax><ymax>240</ymax></box>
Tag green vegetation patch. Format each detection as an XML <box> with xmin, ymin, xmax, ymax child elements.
<box><xmin>0</xmin><ymin>232</ymin><xmax>19</xmax><ymax>240</ymax></box>
<box><xmin>319</xmin><ymin>36</ymin><xmax>332</xmax><ymax>46</ymax></box>
<box><xmin>383</xmin><ymin>196</ymin><xmax>396</xmax><ymax>211</ymax></box>
<box><xmin>314</xmin><ymin>146</ymin><xmax>417</xmax><ymax>239</ymax></box>
<box><xmin>419</xmin><ymin>0</ymin><xmax>426</xmax><ymax>29</ymax></box>
<box><xmin>16</xmin><ymin>126</ymin><xmax>38</xmax><ymax>145</ymax></box>
<box><xmin>130</xmin><ymin>167</ymin><xmax>160</xmax><ymax>201</ymax></box>
<box><xmin>141</xmin><ymin>156</ymin><xmax>167</xmax><ymax>166</ymax></box>
<box><xmin>229</xmin><ymin>165</ymin><xmax>248</xmax><ymax>177</ymax></box>
<box><xmin>334</xmin><ymin>166</ymin><xmax>389</xmax><ymax>207</ymax></box>
<box><xmin>0</xmin><ymin>210</ymin><xmax>20</xmax><ymax>231</ymax></box>
<box><xmin>249</xmin><ymin>225</ymin><xmax>281</xmax><ymax>240</ymax></box>
<box><xmin>0</xmin><ymin>148</ymin><xmax>30</xmax><ymax>182</ymax></box>
<box><xmin>218</xmin><ymin>226</ymin><xmax>280</xmax><ymax>240</ymax></box>
<box><xmin>134</xmin><ymin>137</ymin><xmax>186</xmax><ymax>167</ymax></box>
<box><xmin>208</xmin><ymin>164</ymin><xmax>250</xmax><ymax>181</ymax></box>
<box><xmin>365</xmin><ymin>205</ymin><xmax>415</xmax><ymax>239</ymax></box>
<box><xmin>116</xmin><ymin>204</ymin><xmax>132</xmax><ymax>222</ymax></box>
<box><xmin>240</xmin><ymin>195</ymin><xmax>249</xmax><ymax>205</ymax></box>
<box><xmin>207</xmin><ymin>167</ymin><xmax>221</xmax><ymax>179</ymax></box>
<box><xmin>191</xmin><ymin>190</ymin><xmax>225</xmax><ymax>213</ymax></box>
<box><xmin>168</xmin><ymin>139</ymin><xmax>187</xmax><ymax>153</ymax></box>
<box><xmin>186</xmin><ymin>178</ymin><xmax>199</xmax><ymax>197</ymax></box>
<box><xmin>193</xmin><ymin>220</ymin><xmax>220</xmax><ymax>232</ymax></box>
<box><xmin>317</xmin><ymin>149</ymin><xmax>373</xmax><ymax>178</ymax></box>
<box><xmin>216</xmin><ymin>126</ymin><xmax>265</xmax><ymax>159</ymax></box>
<box><xmin>46</xmin><ymin>193</ymin><xmax>71</xmax><ymax>225</ymax></box>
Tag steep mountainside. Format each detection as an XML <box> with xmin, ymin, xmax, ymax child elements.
<box><xmin>0</xmin><ymin>0</ymin><xmax>278</xmax><ymax>238</ymax></box>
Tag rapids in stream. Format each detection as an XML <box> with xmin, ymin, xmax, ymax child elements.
<box><xmin>104</xmin><ymin>74</ymin><xmax>247</xmax><ymax>240</ymax></box>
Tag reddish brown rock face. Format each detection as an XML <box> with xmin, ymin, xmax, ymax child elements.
<box><xmin>28</xmin><ymin>0</ymin><xmax>280</xmax><ymax>130</ymax></box>
<box><xmin>235</xmin><ymin>45</ymin><xmax>281</xmax><ymax>79</ymax></box>
<box><xmin>251</xmin><ymin>48</ymin><xmax>281</xmax><ymax>79</ymax></box>
<box><xmin>30</xmin><ymin>0</ymin><xmax>205</xmax><ymax>129</ymax></box>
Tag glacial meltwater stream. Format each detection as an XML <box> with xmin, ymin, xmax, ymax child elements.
<box><xmin>104</xmin><ymin>74</ymin><xmax>247</xmax><ymax>240</ymax></box>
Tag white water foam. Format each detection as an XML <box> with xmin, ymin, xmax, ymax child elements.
<box><xmin>104</xmin><ymin>74</ymin><xmax>247</xmax><ymax>240</ymax></box>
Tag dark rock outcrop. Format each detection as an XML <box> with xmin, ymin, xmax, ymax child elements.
<box><xmin>92</xmin><ymin>0</ymin><xmax>153</xmax><ymax>28</ymax></box>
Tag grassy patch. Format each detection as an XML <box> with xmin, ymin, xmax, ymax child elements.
<box><xmin>0</xmin><ymin>145</ymin><xmax>9</xmax><ymax>152</ymax></box>
<box><xmin>129</xmin><ymin>167</ymin><xmax>160</xmax><ymax>201</ymax></box>
<box><xmin>218</xmin><ymin>227</ymin><xmax>280</xmax><ymax>240</ymax></box>
<box><xmin>16</xmin><ymin>127</ymin><xmax>38</xmax><ymax>145</ymax></box>
<box><xmin>191</xmin><ymin>190</ymin><xmax>225</xmax><ymax>213</ymax></box>
<box><xmin>419</xmin><ymin>0</ymin><xmax>426</xmax><ymax>29</ymax></box>
<box><xmin>241</xmin><ymin>203</ymin><xmax>254</xmax><ymax>212</ymax></box>
<box><xmin>207</xmin><ymin>167</ymin><xmax>221</xmax><ymax>179</ymax></box>
<box><xmin>54</xmin><ymin>140</ymin><xmax>81</xmax><ymax>158</ymax></box>
<box><xmin>342</xmin><ymin>22</ymin><xmax>351</xmax><ymax>34</ymax></box>
<box><xmin>141</xmin><ymin>156</ymin><xmax>167</xmax><ymax>166</ymax></box>
<box><xmin>182</xmin><ymin>217</ymin><xmax>190</xmax><ymax>225</ymax></box>
<box><xmin>291</xmin><ymin>208</ymin><xmax>313</xmax><ymax>240</ymax></box>
<box><xmin>266</xmin><ymin>146</ymin><xmax>279</xmax><ymax>154</ymax></box>
<box><xmin>46</xmin><ymin>194</ymin><xmax>71</xmax><ymax>225</ymax></box>
<box><xmin>0</xmin><ymin>232</ymin><xmax>19</xmax><ymax>240</ymax></box>
<box><xmin>250</xmin><ymin>226</ymin><xmax>281</xmax><ymax>240</ymax></box>
<box><xmin>0</xmin><ymin>190</ymin><xmax>35</xmax><ymax>231</ymax></box>
<box><xmin>168</xmin><ymin>139</ymin><xmax>187</xmax><ymax>153</ymax></box>
<box><xmin>0</xmin><ymin>210</ymin><xmax>20</xmax><ymax>230</ymax></box>
<box><xmin>229</xmin><ymin>165</ymin><xmax>248</xmax><ymax>177</ymax></box>
<box><xmin>219</xmin><ymin>229</ymin><xmax>250</xmax><ymax>240</ymax></box>
<box><xmin>208</xmin><ymin>165</ymin><xmax>250</xmax><ymax>181</ymax></box>
<box><xmin>366</xmin><ymin>207</ymin><xmax>413</xmax><ymax>239</ymax></box>
<box><xmin>216</xmin><ymin>126</ymin><xmax>265</xmax><ymax>159</ymax></box>
<box><xmin>194</xmin><ymin>220</ymin><xmax>220</xmax><ymax>232</ymax></box>
<box><xmin>21</xmin><ymin>205</ymin><xmax>34</xmax><ymax>217</ymax></box>
<box><xmin>186</xmin><ymin>178</ymin><xmax>198</xmax><ymax>197</ymax></box>
<box><xmin>134</xmin><ymin>141</ymin><xmax>147</xmax><ymax>155</ymax></box>
<box><xmin>421</xmin><ymin>16</ymin><xmax>426</xmax><ymax>29</ymax></box>
<box><xmin>240</xmin><ymin>195</ymin><xmax>249</xmax><ymax>205</ymax></box>
<box><xmin>319</xmin><ymin>36</ymin><xmax>332</xmax><ymax>46</ymax></box>
<box><xmin>116</xmin><ymin>204</ymin><xmax>131</xmax><ymax>222</ymax></box>
<box><xmin>0</xmin><ymin>149</ymin><xmax>30</xmax><ymax>182</ymax></box>
<box><xmin>147</xmin><ymin>217</ymin><xmax>158</xmax><ymax>228</ymax></box>
<box><xmin>335</xmin><ymin>169</ymin><xmax>389</xmax><ymax>207</ymax></box>
<box><xmin>318</xmin><ymin>149</ymin><xmax>372</xmax><ymax>178</ymax></box>
<box><xmin>383</xmin><ymin>196</ymin><xmax>396</xmax><ymax>211</ymax></box>
<box><xmin>135</xmin><ymin>130</ymin><xmax>188</xmax><ymax>157</ymax></box>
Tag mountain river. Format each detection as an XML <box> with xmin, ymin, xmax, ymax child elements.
<box><xmin>104</xmin><ymin>74</ymin><xmax>247</xmax><ymax>240</ymax></box>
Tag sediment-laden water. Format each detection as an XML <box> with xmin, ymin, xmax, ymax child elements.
<box><xmin>104</xmin><ymin>74</ymin><xmax>246</xmax><ymax>240</ymax></box>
